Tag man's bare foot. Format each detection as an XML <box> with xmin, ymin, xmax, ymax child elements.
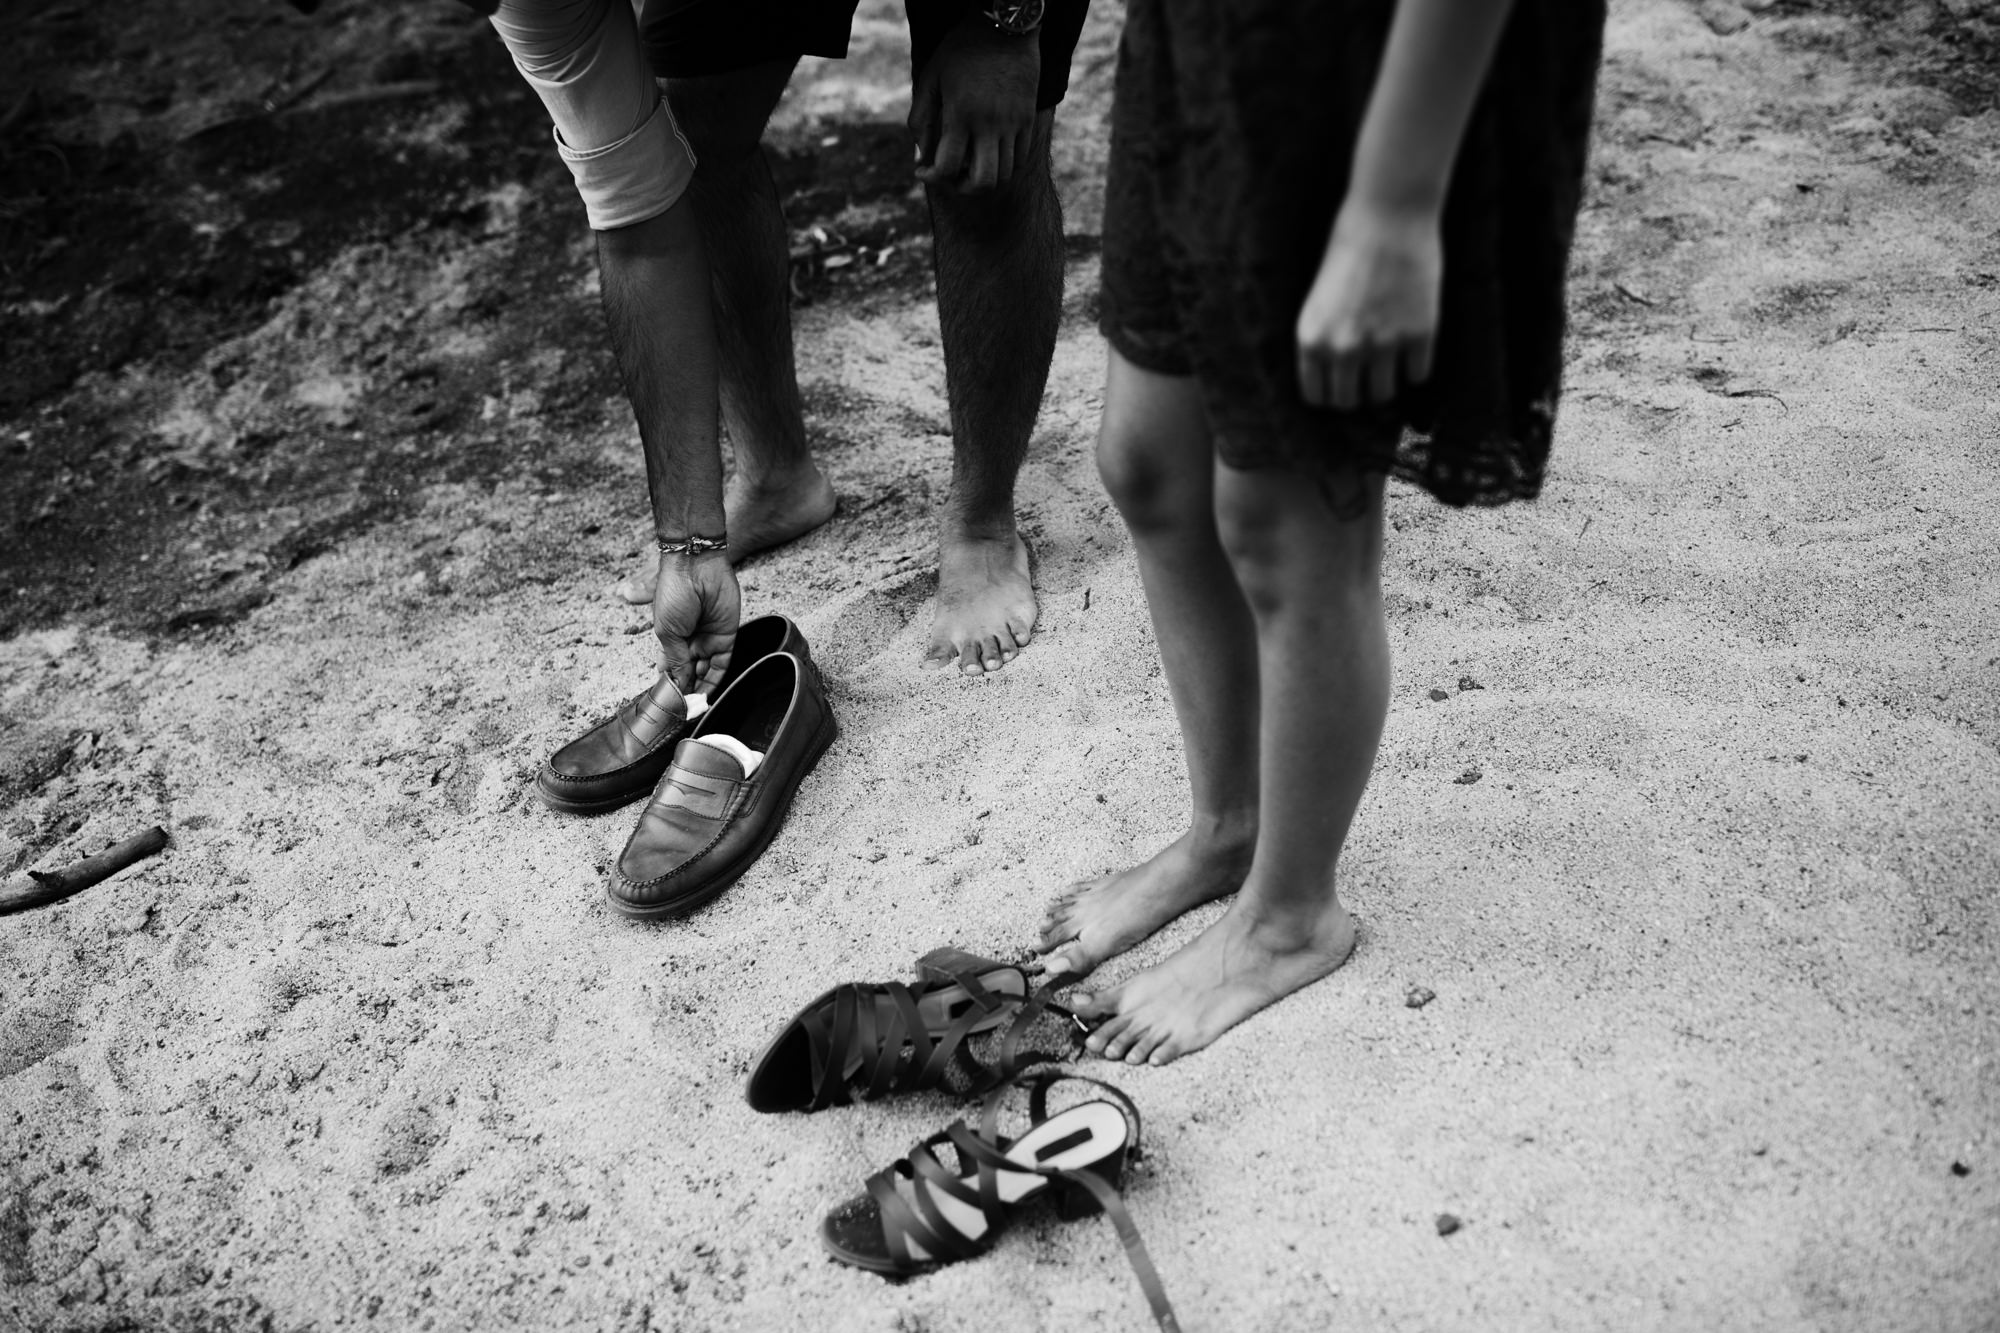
<box><xmin>1073</xmin><ymin>897</ymin><xmax>1358</xmax><ymax>1066</ymax></box>
<box><xmin>924</xmin><ymin>524</ymin><xmax>1036</xmax><ymax>675</ymax></box>
<box><xmin>614</xmin><ymin>465</ymin><xmax>839</xmax><ymax>604</ymax></box>
<box><xmin>1037</xmin><ymin>829</ymin><xmax>1255</xmax><ymax>979</ymax></box>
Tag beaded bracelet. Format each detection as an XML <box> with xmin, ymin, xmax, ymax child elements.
<box><xmin>657</xmin><ymin>534</ymin><xmax>728</xmax><ymax>557</ymax></box>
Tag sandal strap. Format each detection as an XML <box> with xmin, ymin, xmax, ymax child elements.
<box><xmin>865</xmin><ymin>1127</ymin><xmax>1000</xmax><ymax>1267</ymax></box>
<box><xmin>975</xmin><ymin>1071</ymin><xmax>1177</xmax><ymax>1332</ymax></box>
<box><xmin>985</xmin><ymin>980</ymin><xmax>1088</xmax><ymax>1089</ymax></box>
<box><xmin>801</xmin><ymin>966</ymin><xmax>1033</xmax><ymax>1109</ymax></box>
<box><xmin>980</xmin><ymin>1068</ymin><xmax>1145</xmax><ymax>1155</ymax></box>
<box><xmin>1046</xmin><ymin>1163</ymin><xmax>1183</xmax><ymax>1333</ymax></box>
<box><xmin>861</xmin><ymin>1085</ymin><xmax>1180</xmax><ymax>1333</ymax></box>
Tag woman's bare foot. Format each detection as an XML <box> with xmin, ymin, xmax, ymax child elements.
<box><xmin>924</xmin><ymin>523</ymin><xmax>1037</xmax><ymax>675</ymax></box>
<box><xmin>1073</xmin><ymin>897</ymin><xmax>1358</xmax><ymax>1067</ymax></box>
<box><xmin>1037</xmin><ymin>829</ymin><xmax>1255</xmax><ymax>979</ymax></box>
<box><xmin>614</xmin><ymin>465</ymin><xmax>838</xmax><ymax>603</ymax></box>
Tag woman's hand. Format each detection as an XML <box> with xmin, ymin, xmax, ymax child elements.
<box><xmin>652</xmin><ymin>551</ymin><xmax>740</xmax><ymax>696</ymax></box>
<box><xmin>1295</xmin><ymin>203</ymin><xmax>1443</xmax><ymax>410</ymax></box>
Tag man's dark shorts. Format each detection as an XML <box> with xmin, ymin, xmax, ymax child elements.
<box><xmin>641</xmin><ymin>0</ymin><xmax>1089</xmax><ymax>111</ymax></box>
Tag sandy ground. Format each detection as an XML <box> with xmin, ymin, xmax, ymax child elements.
<box><xmin>3</xmin><ymin>0</ymin><xmax>1998</xmax><ymax>1330</ymax></box>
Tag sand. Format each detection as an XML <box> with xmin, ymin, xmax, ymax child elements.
<box><xmin>2</xmin><ymin>1</ymin><xmax>1997</xmax><ymax>1330</ymax></box>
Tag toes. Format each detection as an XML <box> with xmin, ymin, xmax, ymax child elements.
<box><xmin>1082</xmin><ymin>1011</ymin><xmax>1126</xmax><ymax>1056</ymax></box>
<box><xmin>1125</xmin><ymin>1026</ymin><xmax>1163</xmax><ymax>1065</ymax></box>
<box><xmin>957</xmin><ymin>640</ymin><xmax>987</xmax><ymax>675</ymax></box>
<box><xmin>977</xmin><ymin>634</ymin><xmax>1005</xmax><ymax>672</ymax></box>
<box><xmin>1072</xmin><ymin>990</ymin><xmax>1109</xmax><ymax>1019</ymax></box>
<box><xmin>1147</xmin><ymin>1038</ymin><xmax>1181</xmax><ymax>1066</ymax></box>
<box><xmin>1006</xmin><ymin>618</ymin><xmax>1034</xmax><ymax>648</ymax></box>
<box><xmin>1041</xmin><ymin>943</ymin><xmax>1091</xmax><ymax>979</ymax></box>
<box><xmin>1102</xmin><ymin>1024</ymin><xmax>1142</xmax><ymax>1062</ymax></box>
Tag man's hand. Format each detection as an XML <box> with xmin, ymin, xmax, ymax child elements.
<box><xmin>653</xmin><ymin>551</ymin><xmax>740</xmax><ymax>696</ymax></box>
<box><xmin>1295</xmin><ymin>203</ymin><xmax>1443</xmax><ymax>410</ymax></box>
<box><xmin>910</xmin><ymin>20</ymin><xmax>1040</xmax><ymax>193</ymax></box>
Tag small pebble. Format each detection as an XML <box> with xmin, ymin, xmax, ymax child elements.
<box><xmin>1458</xmin><ymin>675</ymin><xmax>1484</xmax><ymax>691</ymax></box>
<box><xmin>1951</xmin><ymin>1161</ymin><xmax>1970</xmax><ymax>1177</ymax></box>
<box><xmin>1436</xmin><ymin>1213</ymin><xmax>1463</xmax><ymax>1237</ymax></box>
<box><xmin>622</xmin><ymin>623</ymin><xmax>648</xmax><ymax>635</ymax></box>
<box><xmin>1453</xmin><ymin>767</ymin><xmax>1483</xmax><ymax>785</ymax></box>
<box><xmin>1405</xmin><ymin>986</ymin><xmax>1436</xmax><ymax>1009</ymax></box>
<box><xmin>1428</xmin><ymin>688</ymin><xmax>1450</xmax><ymax>702</ymax></box>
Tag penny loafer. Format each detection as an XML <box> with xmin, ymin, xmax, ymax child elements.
<box><xmin>535</xmin><ymin>614</ymin><xmax>812</xmax><ymax>815</ymax></box>
<box><xmin>607</xmin><ymin>651</ymin><xmax>837</xmax><ymax>919</ymax></box>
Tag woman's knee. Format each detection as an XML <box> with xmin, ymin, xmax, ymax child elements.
<box><xmin>1097</xmin><ymin>418</ymin><xmax>1205</xmax><ymax>533</ymax></box>
<box><xmin>1214</xmin><ymin>465</ymin><xmax>1383</xmax><ymax>606</ymax></box>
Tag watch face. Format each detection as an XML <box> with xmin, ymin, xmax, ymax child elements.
<box><xmin>992</xmin><ymin>0</ymin><xmax>1046</xmax><ymax>33</ymax></box>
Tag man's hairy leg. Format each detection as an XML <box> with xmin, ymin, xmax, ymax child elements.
<box><xmin>615</xmin><ymin>58</ymin><xmax>836</xmax><ymax>604</ymax></box>
<box><xmin>923</xmin><ymin>110</ymin><xmax>1062</xmax><ymax>674</ymax></box>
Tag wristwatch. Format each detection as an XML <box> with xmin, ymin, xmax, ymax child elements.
<box><xmin>983</xmin><ymin>0</ymin><xmax>1046</xmax><ymax>36</ymax></box>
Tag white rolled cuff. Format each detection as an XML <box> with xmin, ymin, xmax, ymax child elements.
<box><xmin>555</xmin><ymin>96</ymin><xmax>697</xmax><ymax>231</ymax></box>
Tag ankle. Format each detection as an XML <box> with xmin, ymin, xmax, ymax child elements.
<box><xmin>1229</xmin><ymin>894</ymin><xmax>1351</xmax><ymax>950</ymax></box>
<box><xmin>1186</xmin><ymin>814</ymin><xmax>1257</xmax><ymax>860</ymax></box>
<box><xmin>731</xmin><ymin>460</ymin><xmax>824</xmax><ymax>497</ymax></box>
<box><xmin>938</xmin><ymin>513</ymin><xmax>1020</xmax><ymax>548</ymax></box>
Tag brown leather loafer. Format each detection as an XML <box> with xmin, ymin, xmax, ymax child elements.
<box><xmin>607</xmin><ymin>651</ymin><xmax>837</xmax><ymax>920</ymax></box>
<box><xmin>535</xmin><ymin>614</ymin><xmax>811</xmax><ymax>815</ymax></box>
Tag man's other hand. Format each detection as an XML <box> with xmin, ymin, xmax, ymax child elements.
<box><xmin>911</xmin><ymin>21</ymin><xmax>1040</xmax><ymax>193</ymax></box>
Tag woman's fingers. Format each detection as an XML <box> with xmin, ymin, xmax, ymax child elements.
<box><xmin>1403</xmin><ymin>333</ymin><xmax>1436</xmax><ymax>386</ymax></box>
<box><xmin>1297</xmin><ymin>345</ymin><xmax>1332</xmax><ymax>407</ymax></box>
<box><xmin>1299</xmin><ymin>335</ymin><xmax>1429</xmax><ymax>409</ymax></box>
<box><xmin>1366</xmin><ymin>345</ymin><xmax>1401</xmax><ymax>404</ymax></box>
<box><xmin>1327</xmin><ymin>347</ymin><xmax>1363</xmax><ymax>410</ymax></box>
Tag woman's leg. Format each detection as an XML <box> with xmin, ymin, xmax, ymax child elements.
<box><xmin>1037</xmin><ymin>349</ymin><xmax>1262</xmax><ymax>977</ymax></box>
<box><xmin>1078</xmin><ymin>463</ymin><xmax>1388</xmax><ymax>1064</ymax></box>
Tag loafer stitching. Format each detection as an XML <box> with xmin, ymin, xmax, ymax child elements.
<box><xmin>542</xmin><ymin>717</ymin><xmax>692</xmax><ymax>788</ymax></box>
<box><xmin>612</xmin><ymin>780</ymin><xmax>765</xmax><ymax>897</ymax></box>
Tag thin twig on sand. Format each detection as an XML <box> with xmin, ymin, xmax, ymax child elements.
<box><xmin>1</xmin><ymin>826</ymin><xmax>169</xmax><ymax>915</ymax></box>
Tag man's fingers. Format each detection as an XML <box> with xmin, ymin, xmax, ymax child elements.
<box><xmin>909</xmin><ymin>66</ymin><xmax>939</xmax><ymax>156</ymax></box>
<box><xmin>919</xmin><ymin>127</ymin><xmax>969</xmax><ymax>184</ymax></box>
<box><xmin>695</xmin><ymin>636</ymin><xmax>734</xmax><ymax>690</ymax></box>
<box><xmin>910</xmin><ymin>106</ymin><xmax>938</xmax><ymax>168</ymax></box>
<box><xmin>1366</xmin><ymin>345</ymin><xmax>1400</xmax><ymax>404</ymax></box>
<box><xmin>963</xmin><ymin>135</ymin><xmax>999</xmax><ymax>192</ymax></box>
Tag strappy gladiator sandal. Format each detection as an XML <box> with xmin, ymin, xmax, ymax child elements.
<box><xmin>745</xmin><ymin>947</ymin><xmax>1085</xmax><ymax>1114</ymax></box>
<box><xmin>820</xmin><ymin>1070</ymin><xmax>1182</xmax><ymax>1333</ymax></box>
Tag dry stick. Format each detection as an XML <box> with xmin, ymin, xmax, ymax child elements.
<box><xmin>0</xmin><ymin>826</ymin><xmax>169</xmax><ymax>916</ymax></box>
<box><xmin>278</xmin><ymin>81</ymin><xmax>444</xmax><ymax>118</ymax></box>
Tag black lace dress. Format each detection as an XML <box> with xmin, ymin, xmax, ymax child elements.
<box><xmin>1098</xmin><ymin>0</ymin><xmax>1607</xmax><ymax>511</ymax></box>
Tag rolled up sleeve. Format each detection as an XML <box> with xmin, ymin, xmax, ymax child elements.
<box><xmin>488</xmin><ymin>0</ymin><xmax>697</xmax><ymax>230</ymax></box>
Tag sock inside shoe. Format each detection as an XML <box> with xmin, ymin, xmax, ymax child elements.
<box><xmin>688</xmin><ymin>733</ymin><xmax>763</xmax><ymax>778</ymax></box>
